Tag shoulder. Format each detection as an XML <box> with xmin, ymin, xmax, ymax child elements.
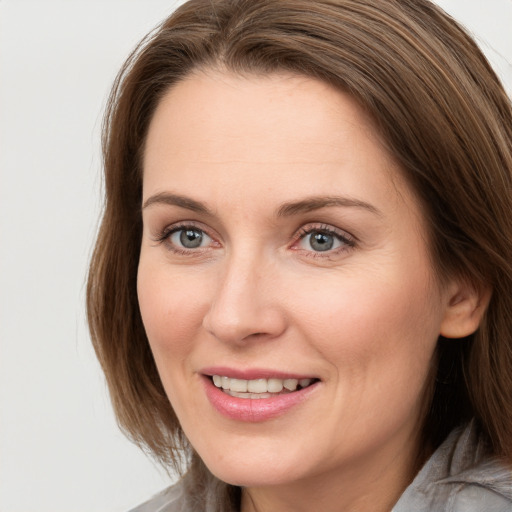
<box><xmin>394</xmin><ymin>421</ymin><xmax>512</xmax><ymax>511</ymax></box>
<box><xmin>127</xmin><ymin>469</ymin><xmax>234</xmax><ymax>512</ymax></box>
<box><xmin>128</xmin><ymin>480</ymin><xmax>189</xmax><ymax>512</ymax></box>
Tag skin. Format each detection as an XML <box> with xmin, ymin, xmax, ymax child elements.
<box><xmin>138</xmin><ymin>70</ymin><xmax>486</xmax><ymax>512</ymax></box>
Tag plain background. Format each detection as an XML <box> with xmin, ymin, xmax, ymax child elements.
<box><xmin>0</xmin><ymin>1</ymin><xmax>510</xmax><ymax>511</ymax></box>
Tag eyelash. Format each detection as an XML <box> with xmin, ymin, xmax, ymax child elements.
<box><xmin>152</xmin><ymin>222</ymin><xmax>356</xmax><ymax>258</ymax></box>
<box><xmin>153</xmin><ymin>222</ymin><xmax>214</xmax><ymax>256</ymax></box>
<box><xmin>294</xmin><ymin>224</ymin><xmax>356</xmax><ymax>257</ymax></box>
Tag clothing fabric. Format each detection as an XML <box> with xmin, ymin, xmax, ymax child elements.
<box><xmin>130</xmin><ymin>421</ymin><xmax>512</xmax><ymax>512</ymax></box>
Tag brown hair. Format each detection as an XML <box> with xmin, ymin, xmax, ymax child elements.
<box><xmin>87</xmin><ymin>0</ymin><xmax>512</xmax><ymax>484</ymax></box>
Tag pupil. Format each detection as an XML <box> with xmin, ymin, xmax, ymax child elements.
<box><xmin>310</xmin><ymin>232</ymin><xmax>333</xmax><ymax>251</ymax></box>
<box><xmin>180</xmin><ymin>229</ymin><xmax>203</xmax><ymax>248</ymax></box>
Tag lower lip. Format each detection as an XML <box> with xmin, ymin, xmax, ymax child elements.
<box><xmin>202</xmin><ymin>376</ymin><xmax>320</xmax><ymax>422</ymax></box>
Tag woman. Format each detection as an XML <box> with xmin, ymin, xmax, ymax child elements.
<box><xmin>87</xmin><ymin>0</ymin><xmax>512</xmax><ymax>510</ymax></box>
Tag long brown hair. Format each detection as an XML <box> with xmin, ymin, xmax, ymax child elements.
<box><xmin>87</xmin><ymin>0</ymin><xmax>512</xmax><ymax>485</ymax></box>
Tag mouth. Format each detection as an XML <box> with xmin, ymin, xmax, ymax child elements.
<box><xmin>207</xmin><ymin>374</ymin><xmax>320</xmax><ymax>399</ymax></box>
<box><xmin>201</xmin><ymin>370</ymin><xmax>321</xmax><ymax>421</ymax></box>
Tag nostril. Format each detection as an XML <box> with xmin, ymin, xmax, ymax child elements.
<box><xmin>244</xmin><ymin>332</ymin><xmax>265</xmax><ymax>339</ymax></box>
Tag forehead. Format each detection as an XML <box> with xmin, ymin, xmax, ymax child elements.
<box><xmin>142</xmin><ymin>70</ymin><xmax>409</xmax><ymax>215</ymax></box>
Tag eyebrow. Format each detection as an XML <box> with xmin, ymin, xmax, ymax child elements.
<box><xmin>142</xmin><ymin>192</ymin><xmax>381</xmax><ymax>217</ymax></box>
<box><xmin>142</xmin><ymin>192</ymin><xmax>214</xmax><ymax>215</ymax></box>
<box><xmin>277</xmin><ymin>196</ymin><xmax>382</xmax><ymax>217</ymax></box>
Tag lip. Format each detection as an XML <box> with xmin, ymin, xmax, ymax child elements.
<box><xmin>200</xmin><ymin>369</ymin><xmax>321</xmax><ymax>422</ymax></box>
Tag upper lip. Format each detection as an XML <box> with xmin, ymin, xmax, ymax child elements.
<box><xmin>200</xmin><ymin>366</ymin><xmax>319</xmax><ymax>381</ymax></box>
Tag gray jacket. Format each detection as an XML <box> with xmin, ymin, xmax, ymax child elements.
<box><xmin>131</xmin><ymin>421</ymin><xmax>512</xmax><ymax>512</ymax></box>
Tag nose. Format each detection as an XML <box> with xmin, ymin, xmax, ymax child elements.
<box><xmin>202</xmin><ymin>251</ymin><xmax>287</xmax><ymax>345</ymax></box>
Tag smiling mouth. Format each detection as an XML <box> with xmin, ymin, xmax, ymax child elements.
<box><xmin>210</xmin><ymin>375</ymin><xmax>319</xmax><ymax>399</ymax></box>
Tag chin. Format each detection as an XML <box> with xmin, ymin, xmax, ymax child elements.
<box><xmin>207</xmin><ymin>464</ymin><xmax>298</xmax><ymax>488</ymax></box>
<box><xmin>196</xmin><ymin>441</ymin><xmax>316</xmax><ymax>488</ymax></box>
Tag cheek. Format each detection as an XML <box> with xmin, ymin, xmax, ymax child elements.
<box><xmin>307</xmin><ymin>269</ymin><xmax>436</xmax><ymax>322</ymax></box>
<box><xmin>137</xmin><ymin>261</ymin><xmax>211</xmax><ymax>420</ymax></box>
<box><xmin>292</xmin><ymin>262</ymin><xmax>442</xmax><ymax>390</ymax></box>
<box><xmin>137</xmin><ymin>260</ymin><xmax>206</xmax><ymax>359</ymax></box>
<box><xmin>293</xmin><ymin>271</ymin><xmax>442</xmax><ymax>453</ymax></box>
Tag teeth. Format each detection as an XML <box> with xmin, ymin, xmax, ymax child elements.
<box><xmin>211</xmin><ymin>375</ymin><xmax>315</xmax><ymax>394</ymax></box>
<box><xmin>225</xmin><ymin>390</ymin><xmax>274</xmax><ymax>399</ymax></box>
<box><xmin>283</xmin><ymin>378</ymin><xmax>298</xmax><ymax>391</ymax></box>
<box><xmin>267</xmin><ymin>378</ymin><xmax>284</xmax><ymax>393</ymax></box>
<box><xmin>248</xmin><ymin>379</ymin><xmax>267</xmax><ymax>393</ymax></box>
<box><xmin>230</xmin><ymin>378</ymin><xmax>248</xmax><ymax>392</ymax></box>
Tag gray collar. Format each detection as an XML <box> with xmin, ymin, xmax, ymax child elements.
<box><xmin>393</xmin><ymin>421</ymin><xmax>512</xmax><ymax>511</ymax></box>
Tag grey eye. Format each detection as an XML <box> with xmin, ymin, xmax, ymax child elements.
<box><xmin>298</xmin><ymin>229</ymin><xmax>345</xmax><ymax>252</ymax></box>
<box><xmin>180</xmin><ymin>229</ymin><xmax>203</xmax><ymax>248</ymax></box>
<box><xmin>170</xmin><ymin>228</ymin><xmax>211</xmax><ymax>249</ymax></box>
<box><xmin>308</xmin><ymin>231</ymin><xmax>334</xmax><ymax>251</ymax></box>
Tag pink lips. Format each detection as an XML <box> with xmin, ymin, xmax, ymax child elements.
<box><xmin>200</xmin><ymin>367</ymin><xmax>320</xmax><ymax>422</ymax></box>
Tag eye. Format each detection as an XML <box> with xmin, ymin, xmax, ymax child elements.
<box><xmin>168</xmin><ymin>227</ymin><xmax>212</xmax><ymax>249</ymax></box>
<box><xmin>302</xmin><ymin>231</ymin><xmax>338</xmax><ymax>252</ymax></box>
<box><xmin>296</xmin><ymin>225</ymin><xmax>355</xmax><ymax>254</ymax></box>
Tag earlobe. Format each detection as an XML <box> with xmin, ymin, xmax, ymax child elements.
<box><xmin>439</xmin><ymin>281</ymin><xmax>492</xmax><ymax>339</ymax></box>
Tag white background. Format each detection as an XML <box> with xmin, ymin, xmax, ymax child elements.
<box><xmin>0</xmin><ymin>1</ymin><xmax>510</xmax><ymax>511</ymax></box>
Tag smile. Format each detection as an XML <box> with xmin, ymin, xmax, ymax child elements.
<box><xmin>211</xmin><ymin>375</ymin><xmax>316</xmax><ymax>398</ymax></box>
<box><xmin>202</xmin><ymin>372</ymin><xmax>321</xmax><ymax>422</ymax></box>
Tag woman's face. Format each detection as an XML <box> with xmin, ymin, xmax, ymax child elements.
<box><xmin>138</xmin><ymin>71</ymin><xmax>454</xmax><ymax>491</ymax></box>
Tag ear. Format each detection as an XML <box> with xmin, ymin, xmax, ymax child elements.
<box><xmin>440</xmin><ymin>280</ymin><xmax>492</xmax><ymax>339</ymax></box>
